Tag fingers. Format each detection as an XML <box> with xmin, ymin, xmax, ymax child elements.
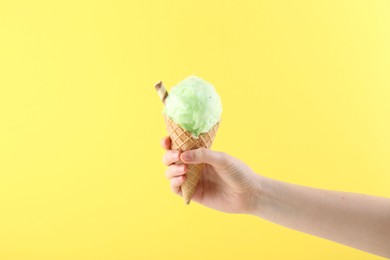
<box><xmin>180</xmin><ymin>148</ymin><xmax>228</xmax><ymax>168</ymax></box>
<box><xmin>161</xmin><ymin>136</ymin><xmax>180</xmax><ymax>166</ymax></box>
<box><xmin>161</xmin><ymin>136</ymin><xmax>184</xmax><ymax>196</ymax></box>
<box><xmin>160</xmin><ymin>137</ymin><xmax>171</xmax><ymax>150</ymax></box>
<box><xmin>162</xmin><ymin>150</ymin><xmax>181</xmax><ymax>166</ymax></box>
<box><xmin>165</xmin><ymin>164</ymin><xmax>187</xmax><ymax>179</ymax></box>
<box><xmin>170</xmin><ymin>175</ymin><xmax>185</xmax><ymax>195</ymax></box>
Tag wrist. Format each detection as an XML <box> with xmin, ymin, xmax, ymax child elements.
<box><xmin>246</xmin><ymin>175</ymin><xmax>273</xmax><ymax>217</ymax></box>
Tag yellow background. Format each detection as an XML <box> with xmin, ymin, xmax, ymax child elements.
<box><xmin>0</xmin><ymin>0</ymin><xmax>389</xmax><ymax>259</ymax></box>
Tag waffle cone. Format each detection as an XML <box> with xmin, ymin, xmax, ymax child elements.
<box><xmin>164</xmin><ymin>116</ymin><xmax>219</xmax><ymax>204</ymax></box>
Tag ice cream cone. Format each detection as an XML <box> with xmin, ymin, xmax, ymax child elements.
<box><xmin>165</xmin><ymin>116</ymin><xmax>219</xmax><ymax>204</ymax></box>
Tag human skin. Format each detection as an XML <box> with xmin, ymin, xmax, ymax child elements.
<box><xmin>160</xmin><ymin>137</ymin><xmax>390</xmax><ymax>258</ymax></box>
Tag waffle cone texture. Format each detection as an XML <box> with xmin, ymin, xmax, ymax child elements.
<box><xmin>164</xmin><ymin>116</ymin><xmax>219</xmax><ymax>204</ymax></box>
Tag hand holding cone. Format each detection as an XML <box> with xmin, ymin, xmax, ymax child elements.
<box><xmin>164</xmin><ymin>116</ymin><xmax>219</xmax><ymax>204</ymax></box>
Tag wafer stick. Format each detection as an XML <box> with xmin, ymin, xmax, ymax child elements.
<box><xmin>155</xmin><ymin>81</ymin><xmax>168</xmax><ymax>105</ymax></box>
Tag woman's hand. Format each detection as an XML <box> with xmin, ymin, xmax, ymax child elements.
<box><xmin>161</xmin><ymin>137</ymin><xmax>262</xmax><ymax>214</ymax></box>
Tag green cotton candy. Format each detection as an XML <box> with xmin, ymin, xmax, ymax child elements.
<box><xmin>164</xmin><ymin>76</ymin><xmax>222</xmax><ymax>137</ymax></box>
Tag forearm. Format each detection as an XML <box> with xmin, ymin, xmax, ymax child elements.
<box><xmin>250</xmin><ymin>176</ymin><xmax>390</xmax><ymax>258</ymax></box>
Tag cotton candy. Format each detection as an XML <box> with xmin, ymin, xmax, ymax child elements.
<box><xmin>164</xmin><ymin>76</ymin><xmax>222</xmax><ymax>137</ymax></box>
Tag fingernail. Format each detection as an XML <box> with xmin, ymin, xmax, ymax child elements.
<box><xmin>173</xmin><ymin>150</ymin><xmax>179</xmax><ymax>159</ymax></box>
<box><xmin>174</xmin><ymin>165</ymin><xmax>183</xmax><ymax>173</ymax></box>
<box><xmin>182</xmin><ymin>151</ymin><xmax>193</xmax><ymax>161</ymax></box>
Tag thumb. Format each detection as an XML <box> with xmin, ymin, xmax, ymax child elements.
<box><xmin>180</xmin><ymin>148</ymin><xmax>227</xmax><ymax>168</ymax></box>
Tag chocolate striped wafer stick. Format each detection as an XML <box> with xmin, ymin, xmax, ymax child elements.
<box><xmin>155</xmin><ymin>81</ymin><xmax>168</xmax><ymax>105</ymax></box>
